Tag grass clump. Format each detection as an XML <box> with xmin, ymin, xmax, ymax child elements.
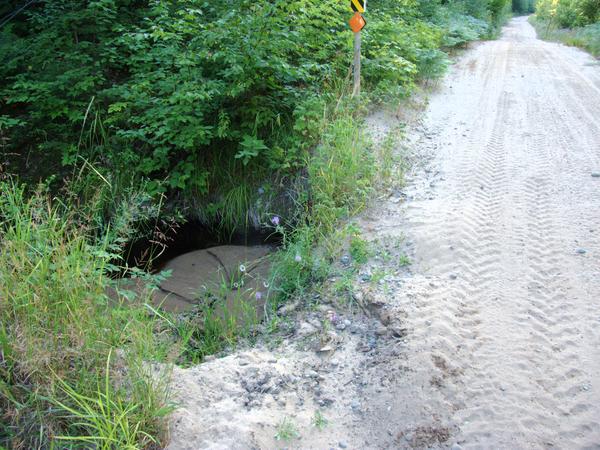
<box><xmin>274</xmin><ymin>416</ymin><xmax>300</xmax><ymax>442</ymax></box>
<box><xmin>312</xmin><ymin>410</ymin><xmax>328</xmax><ymax>431</ymax></box>
<box><xmin>350</xmin><ymin>233</ymin><xmax>371</xmax><ymax>266</ymax></box>
<box><xmin>0</xmin><ymin>182</ymin><xmax>172</xmax><ymax>448</ymax></box>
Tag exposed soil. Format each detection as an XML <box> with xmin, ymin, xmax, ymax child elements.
<box><xmin>165</xmin><ymin>17</ymin><xmax>600</xmax><ymax>449</ymax></box>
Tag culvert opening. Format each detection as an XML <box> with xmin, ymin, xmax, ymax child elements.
<box><xmin>123</xmin><ymin>219</ymin><xmax>281</xmax><ymax>273</ymax></box>
<box><xmin>112</xmin><ymin>220</ymin><xmax>283</xmax><ymax>316</ymax></box>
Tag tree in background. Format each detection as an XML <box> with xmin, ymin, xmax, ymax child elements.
<box><xmin>536</xmin><ymin>0</ymin><xmax>600</xmax><ymax>26</ymax></box>
<box><xmin>513</xmin><ymin>0</ymin><xmax>536</xmax><ymax>13</ymax></box>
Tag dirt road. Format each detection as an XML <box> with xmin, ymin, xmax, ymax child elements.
<box><xmin>366</xmin><ymin>16</ymin><xmax>600</xmax><ymax>448</ymax></box>
<box><xmin>167</xmin><ymin>17</ymin><xmax>600</xmax><ymax>449</ymax></box>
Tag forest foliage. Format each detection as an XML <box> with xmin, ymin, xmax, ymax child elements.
<box><xmin>533</xmin><ymin>0</ymin><xmax>600</xmax><ymax>56</ymax></box>
<box><xmin>512</xmin><ymin>0</ymin><xmax>536</xmax><ymax>13</ymax></box>
<box><xmin>536</xmin><ymin>0</ymin><xmax>600</xmax><ymax>26</ymax></box>
<box><xmin>1</xmin><ymin>0</ymin><xmax>507</xmax><ymax>222</ymax></box>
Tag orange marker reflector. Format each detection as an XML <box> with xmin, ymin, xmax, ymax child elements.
<box><xmin>349</xmin><ymin>12</ymin><xmax>366</xmax><ymax>33</ymax></box>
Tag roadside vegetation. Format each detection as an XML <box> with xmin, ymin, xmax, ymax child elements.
<box><xmin>0</xmin><ymin>0</ymin><xmax>512</xmax><ymax>447</ymax></box>
<box><xmin>531</xmin><ymin>0</ymin><xmax>600</xmax><ymax>56</ymax></box>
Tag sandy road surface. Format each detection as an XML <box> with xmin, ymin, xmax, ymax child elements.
<box><xmin>365</xmin><ymin>16</ymin><xmax>600</xmax><ymax>449</ymax></box>
<box><xmin>166</xmin><ymin>17</ymin><xmax>600</xmax><ymax>449</ymax></box>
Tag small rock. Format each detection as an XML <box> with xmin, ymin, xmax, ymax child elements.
<box><xmin>341</xmin><ymin>255</ymin><xmax>351</xmax><ymax>265</ymax></box>
<box><xmin>368</xmin><ymin>336</ymin><xmax>377</xmax><ymax>349</ymax></box>
<box><xmin>297</xmin><ymin>322</ymin><xmax>319</xmax><ymax>337</ymax></box>
<box><xmin>338</xmin><ymin>442</ymin><xmax>348</xmax><ymax>449</ymax></box>
<box><xmin>391</xmin><ymin>326</ymin><xmax>407</xmax><ymax>338</ymax></box>
<box><xmin>375</xmin><ymin>325</ymin><xmax>387</xmax><ymax>336</ymax></box>
<box><xmin>449</xmin><ymin>273</ymin><xmax>458</xmax><ymax>280</ymax></box>
<box><xmin>351</xmin><ymin>400</ymin><xmax>361</xmax><ymax>411</ymax></box>
<box><xmin>591</xmin><ymin>172</ymin><xmax>600</xmax><ymax>178</ymax></box>
<box><xmin>576</xmin><ymin>248</ymin><xmax>587</xmax><ymax>255</ymax></box>
<box><xmin>318</xmin><ymin>397</ymin><xmax>334</xmax><ymax>407</ymax></box>
<box><xmin>203</xmin><ymin>355</ymin><xmax>216</xmax><ymax>362</ymax></box>
<box><xmin>318</xmin><ymin>345</ymin><xmax>334</xmax><ymax>353</ymax></box>
<box><xmin>335</xmin><ymin>322</ymin><xmax>347</xmax><ymax>331</ymax></box>
<box><xmin>343</xmin><ymin>319</ymin><xmax>351</xmax><ymax>327</ymax></box>
<box><xmin>360</xmin><ymin>273</ymin><xmax>372</xmax><ymax>282</ymax></box>
<box><xmin>305</xmin><ymin>370</ymin><xmax>319</xmax><ymax>379</ymax></box>
<box><xmin>358</xmin><ymin>344</ymin><xmax>371</xmax><ymax>353</ymax></box>
<box><xmin>451</xmin><ymin>444</ymin><xmax>464</xmax><ymax>450</ymax></box>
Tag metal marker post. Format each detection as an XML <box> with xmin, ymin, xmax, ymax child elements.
<box><xmin>353</xmin><ymin>30</ymin><xmax>361</xmax><ymax>97</ymax></box>
<box><xmin>349</xmin><ymin>1</ymin><xmax>365</xmax><ymax>97</ymax></box>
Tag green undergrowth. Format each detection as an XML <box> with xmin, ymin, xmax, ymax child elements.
<box><xmin>533</xmin><ymin>0</ymin><xmax>600</xmax><ymax>56</ymax></box>
<box><xmin>531</xmin><ymin>16</ymin><xmax>600</xmax><ymax>57</ymax></box>
<box><xmin>1</xmin><ymin>0</ymin><xmax>508</xmax><ymax>236</ymax></box>
<box><xmin>0</xmin><ymin>183</ymin><xmax>182</xmax><ymax>449</ymax></box>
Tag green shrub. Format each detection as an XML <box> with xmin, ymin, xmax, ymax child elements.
<box><xmin>1</xmin><ymin>0</ymin><xmax>503</xmax><ymax>213</ymax></box>
<box><xmin>536</xmin><ymin>0</ymin><xmax>600</xmax><ymax>27</ymax></box>
<box><xmin>531</xmin><ymin>16</ymin><xmax>600</xmax><ymax>56</ymax></box>
<box><xmin>436</xmin><ymin>9</ymin><xmax>491</xmax><ymax>47</ymax></box>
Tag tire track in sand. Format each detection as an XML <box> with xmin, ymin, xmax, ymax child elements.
<box><xmin>377</xmin><ymin>17</ymin><xmax>600</xmax><ymax>449</ymax></box>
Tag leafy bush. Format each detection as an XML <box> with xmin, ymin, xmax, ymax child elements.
<box><xmin>571</xmin><ymin>21</ymin><xmax>600</xmax><ymax>53</ymax></box>
<box><xmin>1</xmin><ymin>0</ymin><xmax>506</xmax><ymax>217</ymax></box>
<box><xmin>436</xmin><ymin>8</ymin><xmax>491</xmax><ymax>47</ymax></box>
<box><xmin>536</xmin><ymin>0</ymin><xmax>600</xmax><ymax>27</ymax></box>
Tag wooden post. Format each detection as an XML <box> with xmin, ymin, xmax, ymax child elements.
<box><xmin>352</xmin><ymin>30</ymin><xmax>361</xmax><ymax>97</ymax></box>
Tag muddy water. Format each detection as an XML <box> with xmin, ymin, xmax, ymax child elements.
<box><xmin>111</xmin><ymin>217</ymin><xmax>277</xmax><ymax>321</ymax></box>
<box><xmin>112</xmin><ymin>244</ymin><xmax>273</xmax><ymax>318</ymax></box>
<box><xmin>153</xmin><ymin>245</ymin><xmax>273</xmax><ymax>313</ymax></box>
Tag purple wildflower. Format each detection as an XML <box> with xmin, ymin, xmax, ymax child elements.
<box><xmin>271</xmin><ymin>216</ymin><xmax>280</xmax><ymax>226</ymax></box>
<box><xmin>294</xmin><ymin>253</ymin><xmax>302</xmax><ymax>263</ymax></box>
<box><xmin>255</xmin><ymin>291</ymin><xmax>263</xmax><ymax>301</ymax></box>
<box><xmin>258</xmin><ymin>187</ymin><xmax>265</xmax><ymax>195</ymax></box>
